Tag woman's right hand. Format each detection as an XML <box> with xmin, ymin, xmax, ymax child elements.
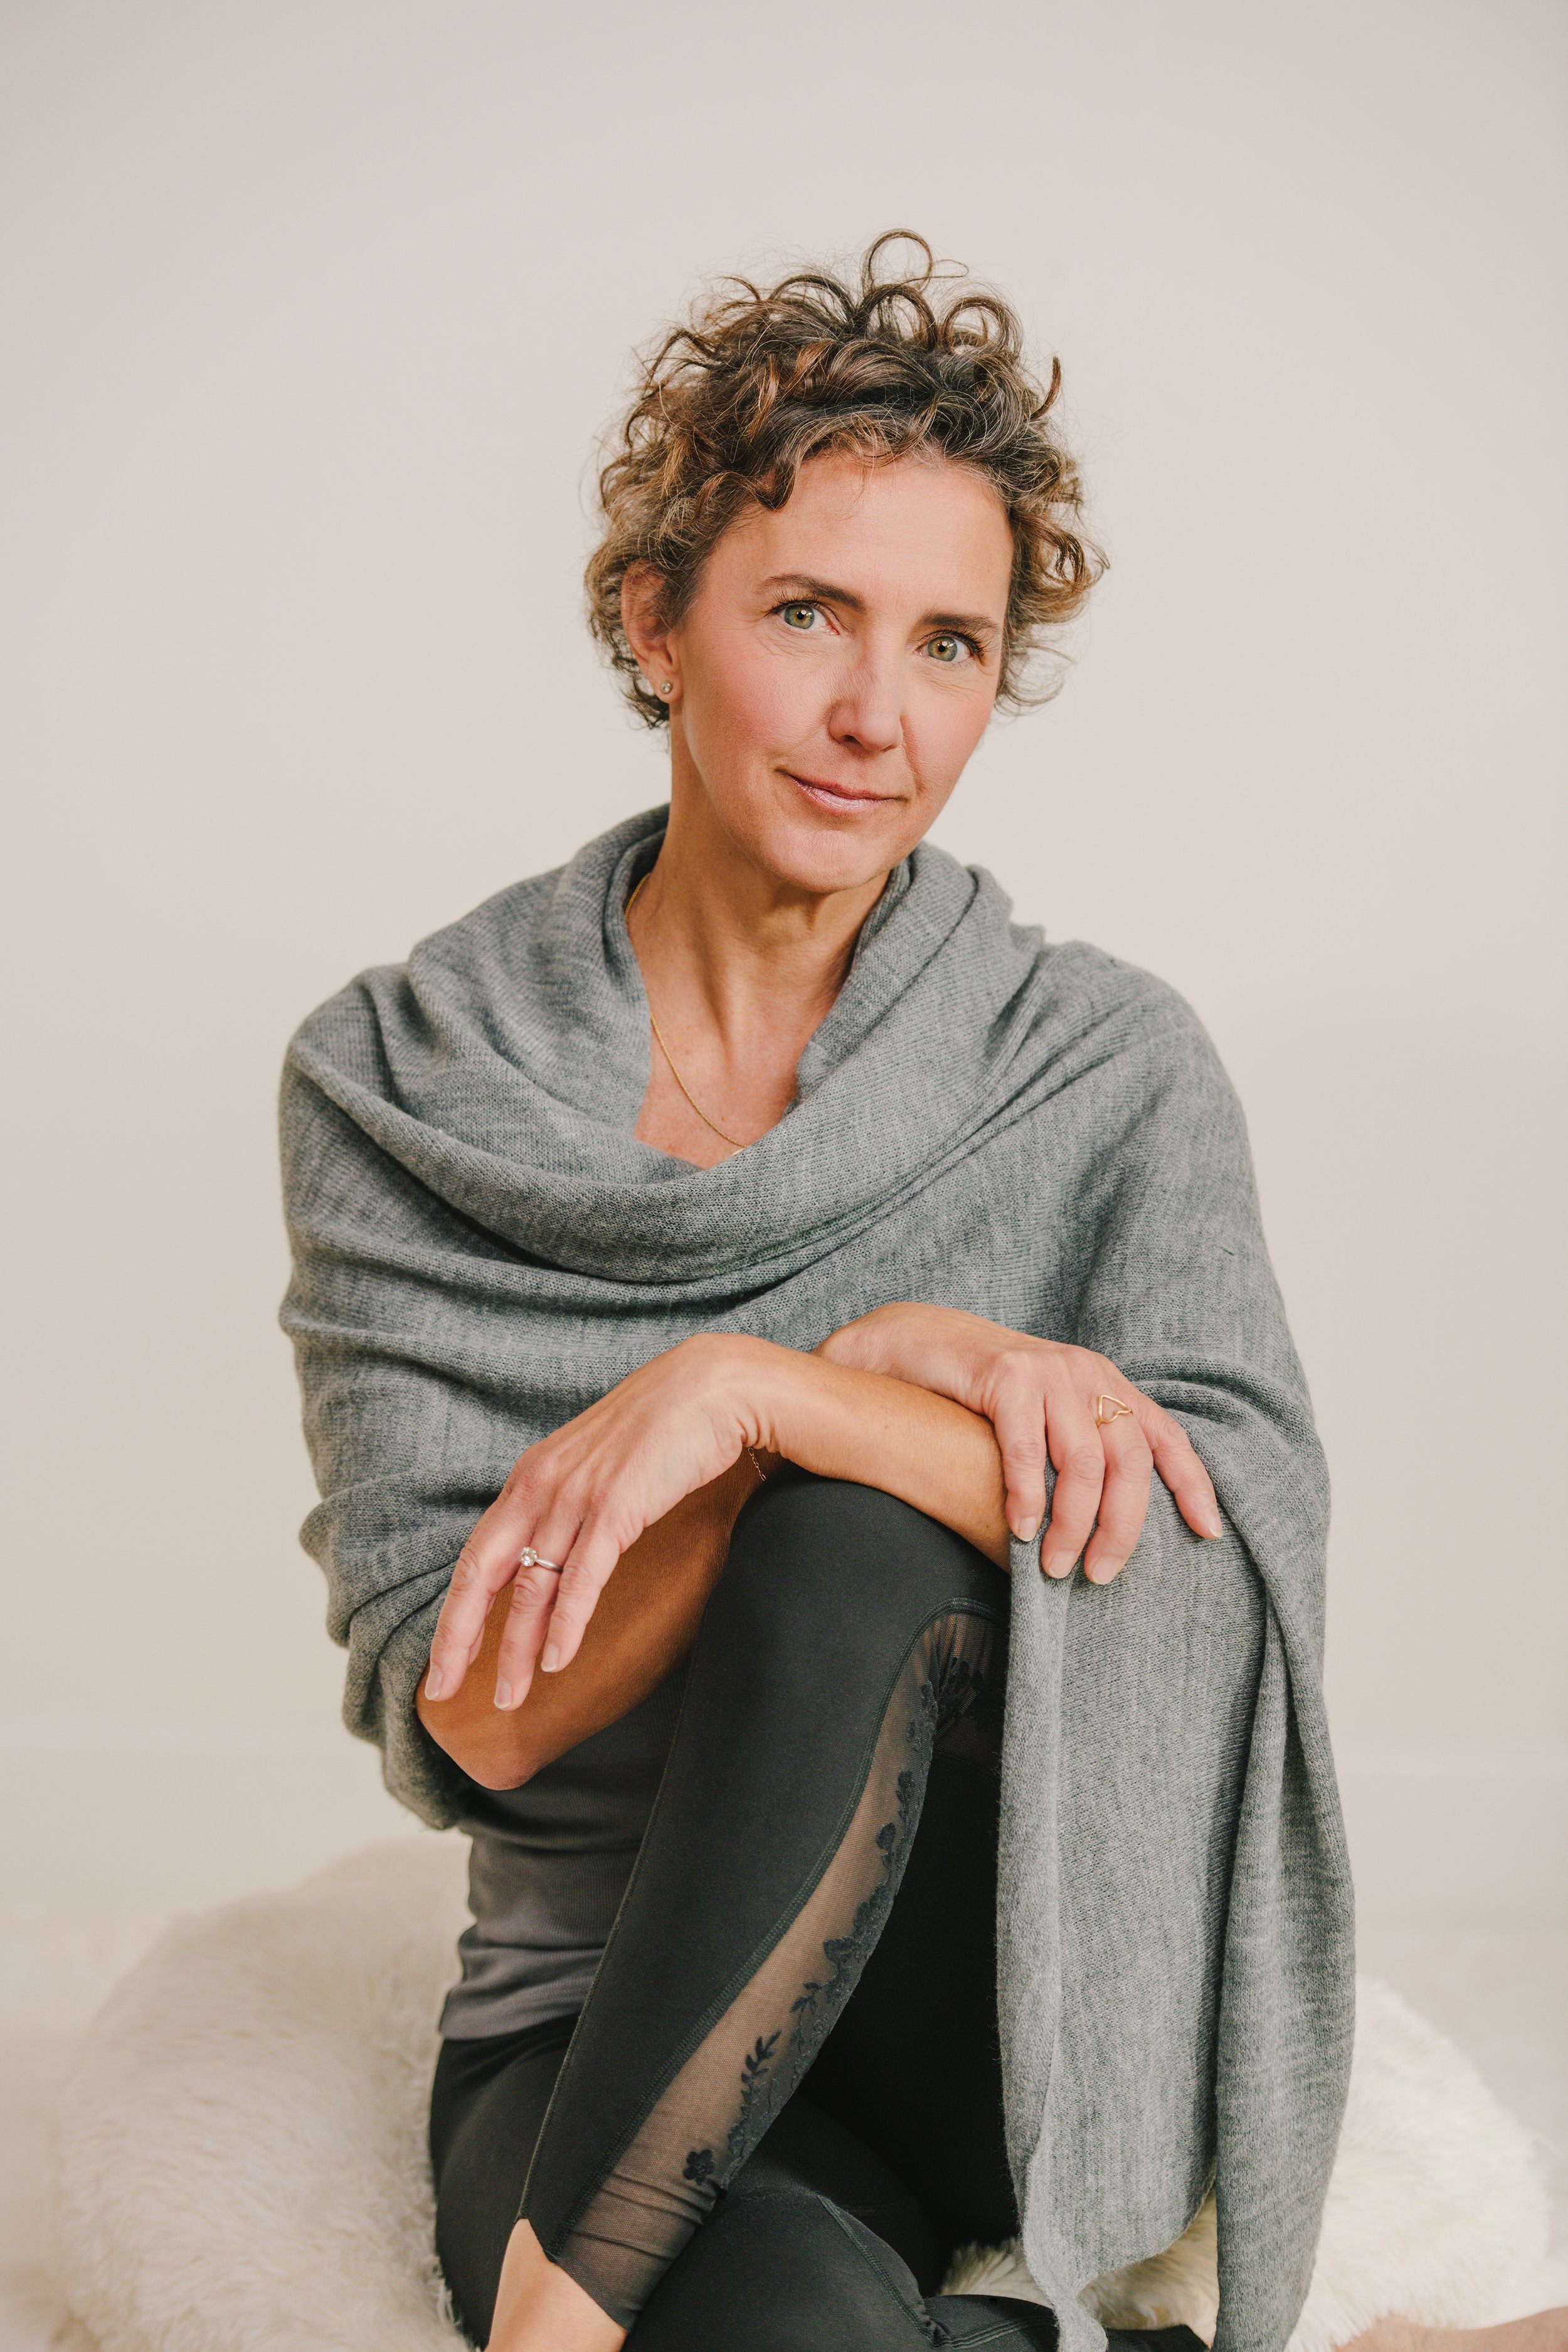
<box><xmin>423</xmin><ymin>1333</ymin><xmax>776</xmax><ymax>1716</ymax></box>
<box><xmin>816</xmin><ymin>1302</ymin><xmax>1222</xmax><ymax>1582</ymax></box>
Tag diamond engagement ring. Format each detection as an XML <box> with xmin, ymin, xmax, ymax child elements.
<box><xmin>518</xmin><ymin>1547</ymin><xmax>564</xmax><ymax>1572</ymax></box>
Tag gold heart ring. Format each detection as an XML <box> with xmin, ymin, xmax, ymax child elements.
<box><xmin>1094</xmin><ymin>1394</ymin><xmax>1135</xmax><ymax>1428</ymax></box>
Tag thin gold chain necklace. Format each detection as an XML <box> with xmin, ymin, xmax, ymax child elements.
<box><xmin>625</xmin><ymin>872</ymin><xmax>748</xmax><ymax>1150</ymax></box>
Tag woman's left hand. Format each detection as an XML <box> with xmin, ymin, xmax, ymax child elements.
<box><xmin>817</xmin><ymin>1303</ymin><xmax>1222</xmax><ymax>1581</ymax></box>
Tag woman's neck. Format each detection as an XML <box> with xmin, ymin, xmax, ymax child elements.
<box><xmin>625</xmin><ymin>783</ymin><xmax>890</xmax><ymax>1163</ymax></box>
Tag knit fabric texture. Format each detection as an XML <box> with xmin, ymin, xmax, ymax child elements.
<box><xmin>280</xmin><ymin>804</ymin><xmax>1354</xmax><ymax>2352</ymax></box>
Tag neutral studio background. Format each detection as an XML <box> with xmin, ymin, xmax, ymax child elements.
<box><xmin>2</xmin><ymin>0</ymin><xmax>1563</xmax><ymax>1929</ymax></box>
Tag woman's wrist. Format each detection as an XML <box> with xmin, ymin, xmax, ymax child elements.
<box><xmin>812</xmin><ymin>1305</ymin><xmax>905</xmax><ymax>1375</ymax></box>
<box><xmin>815</xmin><ymin>1301</ymin><xmax>970</xmax><ymax>1385</ymax></box>
<box><xmin>681</xmin><ymin>1330</ymin><xmax>829</xmax><ymax>1461</ymax></box>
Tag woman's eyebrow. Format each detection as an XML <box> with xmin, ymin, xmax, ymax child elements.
<box><xmin>759</xmin><ymin>573</ymin><xmax>1000</xmax><ymax>638</ymax></box>
<box><xmin>923</xmin><ymin>608</ymin><xmax>1000</xmax><ymax>643</ymax></box>
<box><xmin>760</xmin><ymin>571</ymin><xmax>867</xmax><ymax>611</ymax></box>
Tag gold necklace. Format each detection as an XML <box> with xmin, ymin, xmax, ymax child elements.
<box><xmin>625</xmin><ymin>872</ymin><xmax>748</xmax><ymax>1150</ymax></box>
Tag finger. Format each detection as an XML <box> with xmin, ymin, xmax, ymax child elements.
<box><xmin>425</xmin><ymin>1545</ymin><xmax>516</xmax><ymax>1702</ymax></box>
<box><xmin>990</xmin><ymin>1383</ymin><xmax>1050</xmax><ymax>1542</ymax></box>
<box><xmin>1082</xmin><ymin>1414</ymin><xmax>1154</xmax><ymax>1583</ymax></box>
<box><xmin>491</xmin><ymin>1564</ymin><xmax>566</xmax><ymax>1710</ymax></box>
<box><xmin>537</xmin><ymin>1525</ymin><xmax>623</xmax><ymax>1675</ymax></box>
<box><xmin>1040</xmin><ymin>1391</ymin><xmax>1107</xmax><ymax>1579</ymax></box>
<box><xmin>1139</xmin><ymin>1401</ymin><xmax>1222</xmax><ymax>1539</ymax></box>
<box><xmin>424</xmin><ymin>1474</ymin><xmax>553</xmax><ymax>1699</ymax></box>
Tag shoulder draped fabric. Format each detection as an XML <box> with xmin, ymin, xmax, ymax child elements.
<box><xmin>280</xmin><ymin>805</ymin><xmax>1353</xmax><ymax>2352</ymax></box>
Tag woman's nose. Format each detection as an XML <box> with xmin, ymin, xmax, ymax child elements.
<box><xmin>826</xmin><ymin>648</ymin><xmax>904</xmax><ymax>756</ymax></box>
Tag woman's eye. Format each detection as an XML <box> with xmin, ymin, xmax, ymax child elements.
<box><xmin>781</xmin><ymin>601</ymin><xmax>818</xmax><ymax>631</ymax></box>
<box><xmin>926</xmin><ymin>634</ymin><xmax>971</xmax><ymax>665</ymax></box>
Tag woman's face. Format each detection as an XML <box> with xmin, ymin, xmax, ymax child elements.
<box><xmin>638</xmin><ymin>450</ymin><xmax>1015</xmax><ymax>897</ymax></box>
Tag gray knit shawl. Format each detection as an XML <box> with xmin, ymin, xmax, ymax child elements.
<box><xmin>280</xmin><ymin>805</ymin><xmax>1353</xmax><ymax>2352</ymax></box>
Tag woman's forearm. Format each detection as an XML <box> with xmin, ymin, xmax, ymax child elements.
<box><xmin>740</xmin><ymin>1338</ymin><xmax>1011</xmax><ymax>1567</ymax></box>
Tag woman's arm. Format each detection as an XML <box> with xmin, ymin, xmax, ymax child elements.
<box><xmin>417</xmin><ymin>1336</ymin><xmax>1009</xmax><ymax>1788</ymax></box>
<box><xmin>753</xmin><ymin>1340</ymin><xmax>1012</xmax><ymax>1559</ymax></box>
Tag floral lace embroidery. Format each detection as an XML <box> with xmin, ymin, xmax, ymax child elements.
<box><xmin>682</xmin><ymin>1639</ymin><xmax>992</xmax><ymax>2190</ymax></box>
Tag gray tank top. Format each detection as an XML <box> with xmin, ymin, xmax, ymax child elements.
<box><xmin>438</xmin><ymin>1663</ymin><xmax>687</xmax><ymax>2040</ymax></box>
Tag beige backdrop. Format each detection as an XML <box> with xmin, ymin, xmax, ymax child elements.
<box><xmin>3</xmin><ymin>0</ymin><xmax>1563</xmax><ymax>1927</ymax></box>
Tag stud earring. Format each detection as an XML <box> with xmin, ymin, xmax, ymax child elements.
<box><xmin>660</xmin><ymin>681</ymin><xmax>674</xmax><ymax>697</ymax></box>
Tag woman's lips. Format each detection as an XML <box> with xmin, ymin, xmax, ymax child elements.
<box><xmin>785</xmin><ymin>772</ymin><xmax>893</xmax><ymax>814</ymax></box>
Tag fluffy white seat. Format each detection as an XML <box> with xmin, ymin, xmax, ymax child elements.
<box><xmin>51</xmin><ymin>1840</ymin><xmax>1564</xmax><ymax>2352</ymax></box>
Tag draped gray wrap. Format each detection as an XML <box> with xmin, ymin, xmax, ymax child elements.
<box><xmin>280</xmin><ymin>805</ymin><xmax>1353</xmax><ymax>2352</ymax></box>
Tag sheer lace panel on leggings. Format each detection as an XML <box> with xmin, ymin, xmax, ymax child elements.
<box><xmin>549</xmin><ymin>1603</ymin><xmax>1002</xmax><ymax>2322</ymax></box>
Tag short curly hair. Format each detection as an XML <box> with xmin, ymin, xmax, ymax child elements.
<box><xmin>586</xmin><ymin>232</ymin><xmax>1103</xmax><ymax>727</ymax></box>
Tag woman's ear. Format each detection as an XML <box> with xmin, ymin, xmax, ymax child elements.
<box><xmin>621</xmin><ymin>563</ymin><xmax>672</xmax><ymax>682</ymax></box>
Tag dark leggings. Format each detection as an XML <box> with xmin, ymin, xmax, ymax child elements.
<box><xmin>430</xmin><ymin>1471</ymin><xmax>1201</xmax><ymax>2352</ymax></box>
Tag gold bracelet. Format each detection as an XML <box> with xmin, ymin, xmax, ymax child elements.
<box><xmin>744</xmin><ymin>1446</ymin><xmax>768</xmax><ymax>1487</ymax></box>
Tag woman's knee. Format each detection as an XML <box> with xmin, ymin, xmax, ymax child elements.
<box><xmin>677</xmin><ymin>1471</ymin><xmax>1005</xmax><ymax>1761</ymax></box>
<box><xmin>713</xmin><ymin>1468</ymin><xmax>999</xmax><ymax>1657</ymax></box>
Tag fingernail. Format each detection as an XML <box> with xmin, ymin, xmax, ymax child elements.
<box><xmin>541</xmin><ymin>1645</ymin><xmax>560</xmax><ymax>1674</ymax></box>
<box><xmin>494</xmin><ymin>1678</ymin><xmax>512</xmax><ymax>1710</ymax></box>
<box><xmin>1042</xmin><ymin>1555</ymin><xmax>1073</xmax><ymax>1580</ymax></box>
<box><xmin>425</xmin><ymin>1667</ymin><xmax>443</xmax><ymax>1702</ymax></box>
<box><xmin>1087</xmin><ymin>1560</ymin><xmax>1121</xmax><ymax>1584</ymax></box>
<box><xmin>1202</xmin><ymin>1513</ymin><xmax>1222</xmax><ymax>1539</ymax></box>
<box><xmin>1015</xmin><ymin>1517</ymin><xmax>1040</xmax><ymax>1544</ymax></box>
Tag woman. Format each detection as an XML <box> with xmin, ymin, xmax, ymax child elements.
<box><xmin>280</xmin><ymin>239</ymin><xmax>1510</xmax><ymax>2352</ymax></box>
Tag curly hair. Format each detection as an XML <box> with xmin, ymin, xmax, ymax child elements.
<box><xmin>586</xmin><ymin>232</ymin><xmax>1104</xmax><ymax>728</ymax></box>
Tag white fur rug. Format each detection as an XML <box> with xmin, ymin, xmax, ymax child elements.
<box><xmin>51</xmin><ymin>1840</ymin><xmax>1565</xmax><ymax>2352</ymax></box>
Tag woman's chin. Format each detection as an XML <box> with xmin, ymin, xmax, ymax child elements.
<box><xmin>743</xmin><ymin>793</ymin><xmax>920</xmax><ymax>898</ymax></box>
<box><xmin>761</xmin><ymin>839</ymin><xmax>906</xmax><ymax>900</ymax></box>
